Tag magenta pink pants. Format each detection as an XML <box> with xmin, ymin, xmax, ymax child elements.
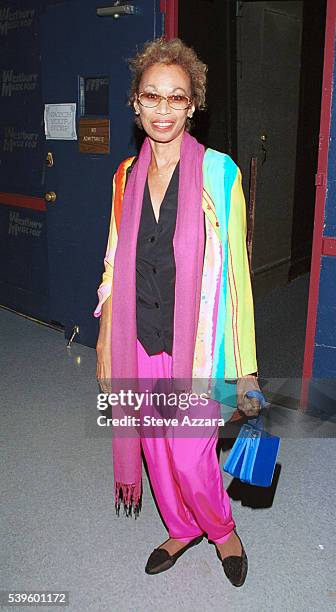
<box><xmin>137</xmin><ymin>340</ymin><xmax>235</xmax><ymax>544</ymax></box>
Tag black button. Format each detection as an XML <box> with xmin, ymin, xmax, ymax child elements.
<box><xmin>148</xmin><ymin>236</ymin><xmax>155</xmax><ymax>243</ymax></box>
<box><xmin>154</xmin><ymin>302</ymin><xmax>160</xmax><ymax>309</ymax></box>
<box><xmin>156</xmin><ymin>331</ymin><xmax>161</xmax><ymax>337</ymax></box>
<box><xmin>152</xmin><ymin>266</ymin><xmax>157</xmax><ymax>274</ymax></box>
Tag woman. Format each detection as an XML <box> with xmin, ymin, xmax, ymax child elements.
<box><xmin>94</xmin><ymin>37</ymin><xmax>263</xmax><ymax>587</ymax></box>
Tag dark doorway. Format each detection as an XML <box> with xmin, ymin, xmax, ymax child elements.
<box><xmin>178</xmin><ymin>0</ymin><xmax>327</xmax><ymax>380</ymax></box>
<box><xmin>179</xmin><ymin>0</ymin><xmax>326</xmax><ymax>300</ymax></box>
<box><xmin>290</xmin><ymin>0</ymin><xmax>327</xmax><ymax>281</ymax></box>
<box><xmin>178</xmin><ymin>0</ymin><xmax>237</xmax><ymax>156</ymax></box>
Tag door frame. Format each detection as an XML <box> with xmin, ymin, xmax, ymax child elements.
<box><xmin>301</xmin><ymin>0</ymin><xmax>336</xmax><ymax>406</ymax></box>
<box><xmin>162</xmin><ymin>0</ymin><xmax>178</xmax><ymax>38</ymax></box>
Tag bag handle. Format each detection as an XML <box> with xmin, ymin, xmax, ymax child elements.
<box><xmin>245</xmin><ymin>389</ymin><xmax>267</xmax><ymax>429</ymax></box>
<box><xmin>245</xmin><ymin>389</ymin><xmax>267</xmax><ymax>408</ymax></box>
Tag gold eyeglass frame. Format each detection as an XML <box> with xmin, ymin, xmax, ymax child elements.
<box><xmin>137</xmin><ymin>92</ymin><xmax>192</xmax><ymax>110</ymax></box>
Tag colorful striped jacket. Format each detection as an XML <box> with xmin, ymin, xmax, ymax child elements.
<box><xmin>94</xmin><ymin>148</ymin><xmax>258</xmax><ymax>406</ymax></box>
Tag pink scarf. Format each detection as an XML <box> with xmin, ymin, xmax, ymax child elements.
<box><xmin>111</xmin><ymin>132</ymin><xmax>205</xmax><ymax>516</ymax></box>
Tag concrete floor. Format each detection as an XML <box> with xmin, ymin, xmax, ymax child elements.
<box><xmin>1</xmin><ymin>275</ymin><xmax>336</xmax><ymax>611</ymax></box>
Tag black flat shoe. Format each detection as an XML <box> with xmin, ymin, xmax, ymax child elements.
<box><xmin>215</xmin><ymin>529</ymin><xmax>248</xmax><ymax>587</ymax></box>
<box><xmin>145</xmin><ymin>535</ymin><xmax>204</xmax><ymax>575</ymax></box>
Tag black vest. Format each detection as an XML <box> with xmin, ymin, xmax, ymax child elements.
<box><xmin>135</xmin><ymin>163</ymin><xmax>179</xmax><ymax>355</ymax></box>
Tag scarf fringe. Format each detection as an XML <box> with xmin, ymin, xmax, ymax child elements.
<box><xmin>114</xmin><ymin>481</ymin><xmax>142</xmax><ymax>519</ymax></box>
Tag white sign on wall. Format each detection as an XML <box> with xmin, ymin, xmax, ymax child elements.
<box><xmin>44</xmin><ymin>103</ymin><xmax>77</xmax><ymax>140</ymax></box>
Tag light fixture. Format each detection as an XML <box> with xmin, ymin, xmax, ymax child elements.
<box><xmin>97</xmin><ymin>1</ymin><xmax>141</xmax><ymax>19</ymax></box>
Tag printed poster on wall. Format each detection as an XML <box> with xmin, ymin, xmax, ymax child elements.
<box><xmin>44</xmin><ymin>103</ymin><xmax>77</xmax><ymax>140</ymax></box>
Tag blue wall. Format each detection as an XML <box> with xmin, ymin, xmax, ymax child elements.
<box><xmin>0</xmin><ymin>1</ymin><xmax>43</xmax><ymax>193</ymax></box>
<box><xmin>0</xmin><ymin>1</ymin><xmax>49</xmax><ymax>317</ymax></box>
<box><xmin>0</xmin><ymin>0</ymin><xmax>162</xmax><ymax>345</ymax></box>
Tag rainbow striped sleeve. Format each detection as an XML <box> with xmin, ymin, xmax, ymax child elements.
<box><xmin>224</xmin><ymin>167</ymin><xmax>258</xmax><ymax>378</ymax></box>
<box><xmin>93</xmin><ymin>157</ymin><xmax>136</xmax><ymax>318</ymax></box>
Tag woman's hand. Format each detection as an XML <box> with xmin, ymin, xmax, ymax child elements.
<box><xmin>96</xmin><ymin>296</ymin><xmax>112</xmax><ymax>393</ymax></box>
<box><xmin>96</xmin><ymin>342</ymin><xmax>112</xmax><ymax>394</ymax></box>
<box><xmin>236</xmin><ymin>375</ymin><xmax>262</xmax><ymax>418</ymax></box>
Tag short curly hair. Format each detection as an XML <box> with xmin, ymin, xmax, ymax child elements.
<box><xmin>128</xmin><ymin>37</ymin><xmax>207</xmax><ymax>130</ymax></box>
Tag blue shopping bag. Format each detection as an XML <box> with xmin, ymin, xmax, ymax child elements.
<box><xmin>223</xmin><ymin>390</ymin><xmax>280</xmax><ymax>487</ymax></box>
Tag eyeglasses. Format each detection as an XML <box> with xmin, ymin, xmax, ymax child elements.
<box><xmin>137</xmin><ymin>92</ymin><xmax>192</xmax><ymax>110</ymax></box>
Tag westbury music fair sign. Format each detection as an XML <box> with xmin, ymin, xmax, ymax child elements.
<box><xmin>0</xmin><ymin>7</ymin><xmax>35</xmax><ymax>36</ymax></box>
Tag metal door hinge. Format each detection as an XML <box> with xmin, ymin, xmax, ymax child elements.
<box><xmin>315</xmin><ymin>173</ymin><xmax>326</xmax><ymax>187</ymax></box>
<box><xmin>46</xmin><ymin>151</ymin><xmax>54</xmax><ymax>167</ymax></box>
